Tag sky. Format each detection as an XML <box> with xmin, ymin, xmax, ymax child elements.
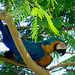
<box><xmin>0</xmin><ymin>42</ymin><xmax>9</xmax><ymax>52</ymax></box>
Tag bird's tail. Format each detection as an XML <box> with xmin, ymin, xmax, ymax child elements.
<box><xmin>0</xmin><ymin>20</ymin><xmax>16</xmax><ymax>49</ymax></box>
<box><xmin>0</xmin><ymin>20</ymin><xmax>9</xmax><ymax>37</ymax></box>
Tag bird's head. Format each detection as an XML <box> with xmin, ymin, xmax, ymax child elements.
<box><xmin>54</xmin><ymin>42</ymin><xmax>67</xmax><ymax>56</ymax></box>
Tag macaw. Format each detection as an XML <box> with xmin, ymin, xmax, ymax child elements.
<box><xmin>0</xmin><ymin>20</ymin><xmax>67</xmax><ymax>67</ymax></box>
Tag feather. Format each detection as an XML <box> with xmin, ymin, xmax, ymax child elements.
<box><xmin>0</xmin><ymin>20</ymin><xmax>66</xmax><ymax>67</ymax></box>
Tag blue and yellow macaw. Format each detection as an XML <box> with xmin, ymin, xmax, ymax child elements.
<box><xmin>0</xmin><ymin>20</ymin><xmax>67</xmax><ymax>67</ymax></box>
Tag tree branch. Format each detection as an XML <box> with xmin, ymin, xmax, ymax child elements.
<box><xmin>16</xmin><ymin>26</ymin><xmax>31</xmax><ymax>29</ymax></box>
<box><xmin>0</xmin><ymin>55</ymin><xmax>27</xmax><ymax>67</ymax></box>
<box><xmin>46</xmin><ymin>62</ymin><xmax>75</xmax><ymax>71</ymax></box>
<box><xmin>66</xmin><ymin>51</ymin><xmax>75</xmax><ymax>54</ymax></box>
<box><xmin>5</xmin><ymin>18</ymin><xmax>50</xmax><ymax>75</ymax></box>
<box><xmin>16</xmin><ymin>25</ymin><xmax>75</xmax><ymax>31</ymax></box>
<box><xmin>0</xmin><ymin>4</ymin><xmax>51</xmax><ymax>75</ymax></box>
<box><xmin>0</xmin><ymin>13</ymin><xmax>6</xmax><ymax>20</ymax></box>
<box><xmin>63</xmin><ymin>26</ymin><xmax>75</xmax><ymax>30</ymax></box>
<box><xmin>66</xmin><ymin>68</ymin><xmax>75</xmax><ymax>72</ymax></box>
<box><xmin>63</xmin><ymin>66</ymin><xmax>75</xmax><ymax>72</ymax></box>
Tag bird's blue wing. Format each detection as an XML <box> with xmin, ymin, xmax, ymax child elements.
<box><xmin>0</xmin><ymin>20</ymin><xmax>64</xmax><ymax>63</ymax></box>
<box><xmin>0</xmin><ymin>20</ymin><xmax>16</xmax><ymax>49</ymax></box>
<box><xmin>0</xmin><ymin>20</ymin><xmax>45</xmax><ymax>61</ymax></box>
<box><xmin>22</xmin><ymin>40</ymin><xmax>45</xmax><ymax>60</ymax></box>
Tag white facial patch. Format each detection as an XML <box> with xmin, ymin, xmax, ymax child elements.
<box><xmin>56</xmin><ymin>42</ymin><xmax>67</xmax><ymax>50</ymax></box>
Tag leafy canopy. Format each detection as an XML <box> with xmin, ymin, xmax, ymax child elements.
<box><xmin>0</xmin><ymin>0</ymin><xmax>75</xmax><ymax>75</ymax></box>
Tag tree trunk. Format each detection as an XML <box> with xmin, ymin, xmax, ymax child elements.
<box><xmin>0</xmin><ymin>8</ymin><xmax>51</xmax><ymax>74</ymax></box>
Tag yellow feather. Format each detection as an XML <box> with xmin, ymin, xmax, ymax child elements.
<box><xmin>41</xmin><ymin>40</ymin><xmax>60</xmax><ymax>53</ymax></box>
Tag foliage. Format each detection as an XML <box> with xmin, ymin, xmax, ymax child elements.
<box><xmin>0</xmin><ymin>52</ymin><xmax>32</xmax><ymax>75</ymax></box>
<box><xmin>0</xmin><ymin>62</ymin><xmax>32</xmax><ymax>75</ymax></box>
<box><xmin>0</xmin><ymin>0</ymin><xmax>75</xmax><ymax>75</ymax></box>
<box><xmin>51</xmin><ymin>55</ymin><xmax>75</xmax><ymax>74</ymax></box>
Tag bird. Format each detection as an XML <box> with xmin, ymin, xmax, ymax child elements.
<box><xmin>0</xmin><ymin>20</ymin><xmax>67</xmax><ymax>67</ymax></box>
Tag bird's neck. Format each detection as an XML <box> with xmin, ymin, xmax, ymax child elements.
<box><xmin>41</xmin><ymin>40</ymin><xmax>60</xmax><ymax>53</ymax></box>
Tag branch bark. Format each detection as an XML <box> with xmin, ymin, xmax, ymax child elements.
<box><xmin>46</xmin><ymin>62</ymin><xmax>75</xmax><ymax>71</ymax></box>
<box><xmin>16</xmin><ymin>25</ymin><xmax>75</xmax><ymax>30</ymax></box>
<box><xmin>0</xmin><ymin>5</ymin><xmax>51</xmax><ymax>75</ymax></box>
<box><xmin>16</xmin><ymin>26</ymin><xmax>31</xmax><ymax>29</ymax></box>
<box><xmin>0</xmin><ymin>13</ymin><xmax>6</xmax><ymax>20</ymax></box>
<box><xmin>66</xmin><ymin>51</ymin><xmax>75</xmax><ymax>54</ymax></box>
<box><xmin>5</xmin><ymin>17</ymin><xmax>50</xmax><ymax>75</ymax></box>
<box><xmin>63</xmin><ymin>26</ymin><xmax>75</xmax><ymax>30</ymax></box>
<box><xmin>0</xmin><ymin>55</ymin><xmax>27</xmax><ymax>67</ymax></box>
<box><xmin>66</xmin><ymin>68</ymin><xmax>75</xmax><ymax>72</ymax></box>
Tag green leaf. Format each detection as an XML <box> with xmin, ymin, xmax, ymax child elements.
<box><xmin>31</xmin><ymin>7</ymin><xmax>38</xmax><ymax>16</ymax></box>
<box><xmin>31</xmin><ymin>17</ymin><xmax>38</xmax><ymax>42</ymax></box>
<box><xmin>31</xmin><ymin>3</ymin><xmax>60</xmax><ymax>40</ymax></box>
<box><xmin>54</xmin><ymin>0</ymin><xmax>58</xmax><ymax>5</ymax></box>
<box><xmin>45</xmin><ymin>13</ymin><xmax>60</xmax><ymax>36</ymax></box>
<box><xmin>51</xmin><ymin>0</ymin><xmax>54</xmax><ymax>8</ymax></box>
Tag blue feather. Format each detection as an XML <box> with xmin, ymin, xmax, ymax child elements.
<box><xmin>0</xmin><ymin>20</ymin><xmax>64</xmax><ymax>62</ymax></box>
<box><xmin>0</xmin><ymin>20</ymin><xmax>45</xmax><ymax>61</ymax></box>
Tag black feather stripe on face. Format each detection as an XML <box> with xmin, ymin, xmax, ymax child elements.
<box><xmin>53</xmin><ymin>43</ymin><xmax>58</xmax><ymax>51</ymax></box>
